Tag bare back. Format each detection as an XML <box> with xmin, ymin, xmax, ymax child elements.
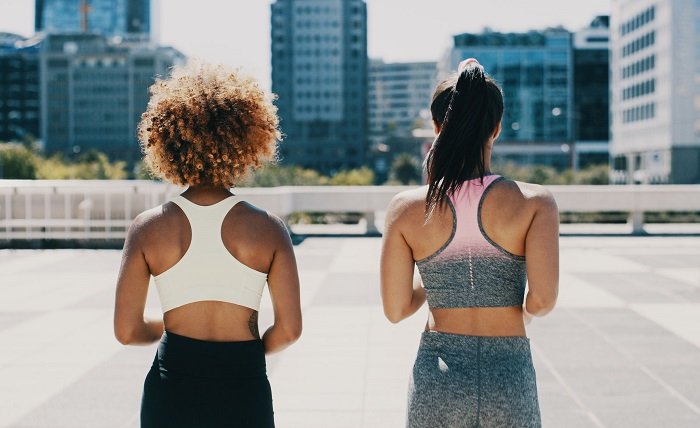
<box><xmin>122</xmin><ymin>190</ymin><xmax>298</xmax><ymax>342</ymax></box>
<box><xmin>381</xmin><ymin>178</ymin><xmax>559</xmax><ymax>336</ymax></box>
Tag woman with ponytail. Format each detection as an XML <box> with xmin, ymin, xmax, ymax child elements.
<box><xmin>380</xmin><ymin>59</ymin><xmax>559</xmax><ymax>427</ymax></box>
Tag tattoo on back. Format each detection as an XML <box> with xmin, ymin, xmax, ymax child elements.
<box><xmin>248</xmin><ymin>312</ymin><xmax>260</xmax><ymax>339</ymax></box>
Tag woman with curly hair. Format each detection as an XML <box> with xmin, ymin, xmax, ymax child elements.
<box><xmin>381</xmin><ymin>59</ymin><xmax>558</xmax><ymax>427</ymax></box>
<box><xmin>113</xmin><ymin>63</ymin><xmax>301</xmax><ymax>427</ymax></box>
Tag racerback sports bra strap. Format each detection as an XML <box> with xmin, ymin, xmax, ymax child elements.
<box><xmin>153</xmin><ymin>195</ymin><xmax>268</xmax><ymax>313</ymax></box>
<box><xmin>416</xmin><ymin>175</ymin><xmax>527</xmax><ymax>308</ymax></box>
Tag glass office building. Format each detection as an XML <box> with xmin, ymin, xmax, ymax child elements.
<box><xmin>445</xmin><ymin>30</ymin><xmax>573</xmax><ymax>143</ymax></box>
<box><xmin>35</xmin><ymin>0</ymin><xmax>151</xmax><ymax>39</ymax></box>
<box><xmin>442</xmin><ymin>29</ymin><xmax>574</xmax><ymax>168</ymax></box>
<box><xmin>0</xmin><ymin>33</ymin><xmax>41</xmax><ymax>143</ymax></box>
<box><xmin>573</xmin><ymin>16</ymin><xmax>611</xmax><ymax>168</ymax></box>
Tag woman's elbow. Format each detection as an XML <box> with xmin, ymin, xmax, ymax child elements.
<box><xmin>383</xmin><ymin>306</ymin><xmax>406</xmax><ymax>324</ymax></box>
<box><xmin>281</xmin><ymin>321</ymin><xmax>302</xmax><ymax>343</ymax></box>
<box><xmin>526</xmin><ymin>291</ymin><xmax>558</xmax><ymax>315</ymax></box>
<box><xmin>114</xmin><ymin>325</ymin><xmax>135</xmax><ymax>345</ymax></box>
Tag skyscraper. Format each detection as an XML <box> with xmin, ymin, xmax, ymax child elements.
<box><xmin>35</xmin><ymin>0</ymin><xmax>152</xmax><ymax>40</ymax></box>
<box><xmin>611</xmin><ymin>0</ymin><xmax>700</xmax><ymax>184</ymax></box>
<box><xmin>442</xmin><ymin>29</ymin><xmax>574</xmax><ymax>169</ymax></box>
<box><xmin>573</xmin><ymin>16</ymin><xmax>610</xmax><ymax>167</ymax></box>
<box><xmin>271</xmin><ymin>0</ymin><xmax>368</xmax><ymax>173</ymax></box>
<box><xmin>369</xmin><ymin>60</ymin><xmax>436</xmax><ymax>137</ymax></box>
<box><xmin>0</xmin><ymin>33</ymin><xmax>41</xmax><ymax>142</ymax></box>
<box><xmin>368</xmin><ymin>60</ymin><xmax>437</xmax><ymax>181</ymax></box>
<box><xmin>40</xmin><ymin>33</ymin><xmax>184</xmax><ymax>161</ymax></box>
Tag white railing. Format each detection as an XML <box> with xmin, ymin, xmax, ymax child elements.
<box><xmin>1</xmin><ymin>180</ymin><xmax>699</xmax><ymax>241</ymax></box>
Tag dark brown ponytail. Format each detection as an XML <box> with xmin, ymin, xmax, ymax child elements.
<box><xmin>425</xmin><ymin>62</ymin><xmax>503</xmax><ymax>217</ymax></box>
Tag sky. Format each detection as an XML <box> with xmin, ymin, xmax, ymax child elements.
<box><xmin>0</xmin><ymin>0</ymin><xmax>611</xmax><ymax>88</ymax></box>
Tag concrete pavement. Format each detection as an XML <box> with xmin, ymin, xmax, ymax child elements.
<box><xmin>1</xmin><ymin>236</ymin><xmax>699</xmax><ymax>427</ymax></box>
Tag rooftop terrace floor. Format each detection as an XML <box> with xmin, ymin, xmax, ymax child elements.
<box><xmin>1</xmin><ymin>236</ymin><xmax>700</xmax><ymax>427</ymax></box>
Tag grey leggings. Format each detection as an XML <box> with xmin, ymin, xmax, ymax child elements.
<box><xmin>407</xmin><ymin>331</ymin><xmax>541</xmax><ymax>428</ymax></box>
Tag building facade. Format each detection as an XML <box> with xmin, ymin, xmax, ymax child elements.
<box><xmin>611</xmin><ymin>0</ymin><xmax>700</xmax><ymax>184</ymax></box>
<box><xmin>573</xmin><ymin>15</ymin><xmax>610</xmax><ymax>168</ymax></box>
<box><xmin>271</xmin><ymin>0</ymin><xmax>368</xmax><ymax>173</ymax></box>
<box><xmin>369</xmin><ymin>60</ymin><xmax>436</xmax><ymax>136</ymax></box>
<box><xmin>0</xmin><ymin>33</ymin><xmax>41</xmax><ymax>143</ymax></box>
<box><xmin>35</xmin><ymin>0</ymin><xmax>152</xmax><ymax>40</ymax></box>
<box><xmin>442</xmin><ymin>29</ymin><xmax>574</xmax><ymax>169</ymax></box>
<box><xmin>40</xmin><ymin>33</ymin><xmax>183</xmax><ymax>162</ymax></box>
<box><xmin>367</xmin><ymin>60</ymin><xmax>436</xmax><ymax>182</ymax></box>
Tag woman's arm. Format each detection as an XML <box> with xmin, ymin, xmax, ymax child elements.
<box><xmin>524</xmin><ymin>187</ymin><xmax>560</xmax><ymax>319</ymax></box>
<box><xmin>262</xmin><ymin>215</ymin><xmax>302</xmax><ymax>354</ymax></box>
<box><xmin>114</xmin><ymin>214</ymin><xmax>163</xmax><ymax>345</ymax></box>
<box><xmin>380</xmin><ymin>195</ymin><xmax>426</xmax><ymax>323</ymax></box>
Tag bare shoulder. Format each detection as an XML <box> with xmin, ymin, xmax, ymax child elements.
<box><xmin>514</xmin><ymin>181</ymin><xmax>557</xmax><ymax>211</ymax></box>
<box><xmin>386</xmin><ymin>186</ymin><xmax>428</xmax><ymax>224</ymax></box>
<box><xmin>128</xmin><ymin>205</ymin><xmax>168</xmax><ymax>239</ymax></box>
<box><xmin>230</xmin><ymin>201</ymin><xmax>290</xmax><ymax>243</ymax></box>
<box><xmin>494</xmin><ymin>180</ymin><xmax>558</xmax><ymax>220</ymax></box>
<box><xmin>122</xmin><ymin>203</ymin><xmax>179</xmax><ymax>254</ymax></box>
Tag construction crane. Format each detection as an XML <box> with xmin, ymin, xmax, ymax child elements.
<box><xmin>80</xmin><ymin>0</ymin><xmax>92</xmax><ymax>33</ymax></box>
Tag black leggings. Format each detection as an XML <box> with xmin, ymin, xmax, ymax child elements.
<box><xmin>141</xmin><ymin>331</ymin><xmax>274</xmax><ymax>428</ymax></box>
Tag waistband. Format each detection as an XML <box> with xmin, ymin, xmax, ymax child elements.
<box><xmin>155</xmin><ymin>331</ymin><xmax>267</xmax><ymax>380</ymax></box>
<box><xmin>419</xmin><ymin>330</ymin><xmax>531</xmax><ymax>356</ymax></box>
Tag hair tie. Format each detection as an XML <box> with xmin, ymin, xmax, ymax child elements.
<box><xmin>458</xmin><ymin>58</ymin><xmax>480</xmax><ymax>73</ymax></box>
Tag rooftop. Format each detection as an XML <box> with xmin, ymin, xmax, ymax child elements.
<box><xmin>1</xmin><ymin>236</ymin><xmax>699</xmax><ymax>427</ymax></box>
<box><xmin>453</xmin><ymin>29</ymin><xmax>570</xmax><ymax>48</ymax></box>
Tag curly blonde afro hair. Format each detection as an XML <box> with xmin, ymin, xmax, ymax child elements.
<box><xmin>138</xmin><ymin>62</ymin><xmax>280</xmax><ymax>187</ymax></box>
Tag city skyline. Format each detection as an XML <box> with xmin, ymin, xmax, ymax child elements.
<box><xmin>0</xmin><ymin>0</ymin><xmax>610</xmax><ymax>88</ymax></box>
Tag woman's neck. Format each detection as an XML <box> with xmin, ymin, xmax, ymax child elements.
<box><xmin>182</xmin><ymin>185</ymin><xmax>232</xmax><ymax>203</ymax></box>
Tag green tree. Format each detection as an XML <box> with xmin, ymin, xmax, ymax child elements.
<box><xmin>495</xmin><ymin>162</ymin><xmax>609</xmax><ymax>185</ymax></box>
<box><xmin>132</xmin><ymin>159</ymin><xmax>156</xmax><ymax>180</ymax></box>
<box><xmin>75</xmin><ymin>150</ymin><xmax>127</xmax><ymax>179</ymax></box>
<box><xmin>389</xmin><ymin>153</ymin><xmax>422</xmax><ymax>185</ymax></box>
<box><xmin>328</xmin><ymin>167</ymin><xmax>374</xmax><ymax>185</ymax></box>
<box><xmin>575</xmin><ymin>164</ymin><xmax>609</xmax><ymax>185</ymax></box>
<box><xmin>241</xmin><ymin>165</ymin><xmax>328</xmax><ymax>187</ymax></box>
<box><xmin>0</xmin><ymin>143</ymin><xmax>38</xmax><ymax>179</ymax></box>
<box><xmin>36</xmin><ymin>150</ymin><xmax>127</xmax><ymax>179</ymax></box>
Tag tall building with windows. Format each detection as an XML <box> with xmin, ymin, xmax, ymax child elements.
<box><xmin>271</xmin><ymin>0</ymin><xmax>368</xmax><ymax>173</ymax></box>
<box><xmin>442</xmin><ymin>29</ymin><xmax>574</xmax><ymax>169</ymax></box>
<box><xmin>573</xmin><ymin>16</ymin><xmax>610</xmax><ymax>167</ymax></box>
<box><xmin>40</xmin><ymin>33</ymin><xmax>183</xmax><ymax>161</ymax></box>
<box><xmin>0</xmin><ymin>33</ymin><xmax>41</xmax><ymax>142</ymax></box>
<box><xmin>369</xmin><ymin>60</ymin><xmax>437</xmax><ymax>136</ymax></box>
<box><xmin>368</xmin><ymin>60</ymin><xmax>436</xmax><ymax>181</ymax></box>
<box><xmin>35</xmin><ymin>0</ymin><xmax>152</xmax><ymax>40</ymax></box>
<box><xmin>611</xmin><ymin>0</ymin><xmax>700</xmax><ymax>184</ymax></box>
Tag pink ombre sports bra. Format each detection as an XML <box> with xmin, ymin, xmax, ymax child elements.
<box><xmin>416</xmin><ymin>175</ymin><xmax>526</xmax><ymax>308</ymax></box>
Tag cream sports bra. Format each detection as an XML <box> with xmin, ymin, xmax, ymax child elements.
<box><xmin>153</xmin><ymin>195</ymin><xmax>268</xmax><ymax>313</ymax></box>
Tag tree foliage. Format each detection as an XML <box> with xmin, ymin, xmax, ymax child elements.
<box><xmin>328</xmin><ymin>167</ymin><xmax>374</xmax><ymax>185</ymax></box>
<box><xmin>36</xmin><ymin>150</ymin><xmax>127</xmax><ymax>179</ymax></box>
<box><xmin>389</xmin><ymin>153</ymin><xmax>422</xmax><ymax>185</ymax></box>
<box><xmin>0</xmin><ymin>143</ymin><xmax>39</xmax><ymax>179</ymax></box>
<box><xmin>494</xmin><ymin>162</ymin><xmax>609</xmax><ymax>185</ymax></box>
<box><xmin>241</xmin><ymin>165</ymin><xmax>374</xmax><ymax>187</ymax></box>
<box><xmin>0</xmin><ymin>143</ymin><xmax>127</xmax><ymax>180</ymax></box>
